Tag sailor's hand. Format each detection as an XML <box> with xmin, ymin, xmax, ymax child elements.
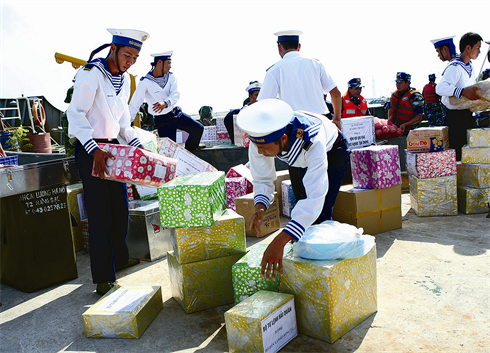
<box><xmin>260</xmin><ymin>232</ymin><xmax>293</xmax><ymax>281</ymax></box>
<box><xmin>249</xmin><ymin>207</ymin><xmax>266</xmax><ymax>237</ymax></box>
<box><xmin>462</xmin><ymin>87</ymin><xmax>481</xmax><ymax>101</ymax></box>
<box><xmin>92</xmin><ymin>148</ymin><xmax>114</xmax><ymax>178</ymax></box>
<box><xmin>153</xmin><ymin>101</ymin><xmax>168</xmax><ymax>113</ymax></box>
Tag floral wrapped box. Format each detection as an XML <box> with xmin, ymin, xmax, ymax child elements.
<box><xmin>226</xmin><ymin>164</ymin><xmax>254</xmax><ymax>194</ymax></box>
<box><xmin>226</xmin><ymin>176</ymin><xmax>248</xmax><ymax>211</ymax></box>
<box><xmin>409</xmin><ymin>175</ymin><xmax>458</xmax><ymax>217</ymax></box>
<box><xmin>350</xmin><ymin>145</ymin><xmax>402</xmax><ymax>189</ymax></box>
<box><xmin>93</xmin><ymin>144</ymin><xmax>177</xmax><ymax>187</ymax></box>
<box><xmin>467</xmin><ymin>128</ymin><xmax>490</xmax><ymax>148</ymax></box>
<box><xmin>405</xmin><ymin>149</ymin><xmax>456</xmax><ymax>179</ymax></box>
<box><xmin>457</xmin><ymin>162</ymin><xmax>490</xmax><ymax>189</ymax></box>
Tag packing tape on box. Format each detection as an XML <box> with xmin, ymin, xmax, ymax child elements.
<box><xmin>334</xmin><ymin>189</ymin><xmax>401</xmax><ymax>232</ymax></box>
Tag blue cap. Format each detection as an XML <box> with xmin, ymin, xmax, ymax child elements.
<box><xmin>396</xmin><ymin>72</ymin><xmax>411</xmax><ymax>82</ymax></box>
<box><xmin>151</xmin><ymin>51</ymin><xmax>173</xmax><ymax>65</ymax></box>
<box><xmin>348</xmin><ymin>78</ymin><xmax>363</xmax><ymax>88</ymax></box>
<box><xmin>429</xmin><ymin>73</ymin><xmax>436</xmax><ymax>80</ymax></box>
<box><xmin>274</xmin><ymin>30</ymin><xmax>303</xmax><ymax>43</ymax></box>
<box><xmin>430</xmin><ymin>36</ymin><xmax>456</xmax><ymax>58</ymax></box>
<box><xmin>237</xmin><ymin>99</ymin><xmax>293</xmax><ymax>145</ymax></box>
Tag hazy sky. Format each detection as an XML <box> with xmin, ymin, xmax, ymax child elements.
<box><xmin>1</xmin><ymin>0</ymin><xmax>489</xmax><ymax>115</ymax></box>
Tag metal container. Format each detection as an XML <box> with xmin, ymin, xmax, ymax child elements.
<box><xmin>127</xmin><ymin>200</ymin><xmax>171</xmax><ymax>262</ymax></box>
<box><xmin>0</xmin><ymin>158</ymin><xmax>80</xmax><ymax>292</ymax></box>
<box><xmin>0</xmin><ymin>157</ymin><xmax>80</xmax><ymax>198</ymax></box>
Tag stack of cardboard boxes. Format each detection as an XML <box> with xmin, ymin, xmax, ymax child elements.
<box><xmin>405</xmin><ymin>127</ymin><xmax>458</xmax><ymax>217</ymax></box>
<box><xmin>333</xmin><ymin>145</ymin><xmax>403</xmax><ymax>234</ymax></box>
<box><xmin>457</xmin><ymin>128</ymin><xmax>490</xmax><ymax>214</ymax></box>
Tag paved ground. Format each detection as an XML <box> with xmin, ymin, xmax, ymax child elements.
<box><xmin>0</xmin><ymin>193</ymin><xmax>489</xmax><ymax>353</ymax></box>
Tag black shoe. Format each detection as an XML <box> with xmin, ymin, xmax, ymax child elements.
<box><xmin>115</xmin><ymin>258</ymin><xmax>140</xmax><ymax>272</ymax></box>
<box><xmin>96</xmin><ymin>281</ymin><xmax>119</xmax><ymax>296</ymax></box>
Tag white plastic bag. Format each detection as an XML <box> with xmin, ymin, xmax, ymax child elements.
<box><xmin>293</xmin><ymin>220</ymin><xmax>375</xmax><ymax>260</ymax></box>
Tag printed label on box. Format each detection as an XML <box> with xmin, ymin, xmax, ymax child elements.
<box><xmin>261</xmin><ymin>299</ymin><xmax>297</xmax><ymax>353</ymax></box>
<box><xmin>174</xmin><ymin>148</ymin><xmax>210</xmax><ymax>176</ymax></box>
<box><xmin>341</xmin><ymin>116</ymin><xmax>375</xmax><ymax>149</ymax></box>
<box><xmin>94</xmin><ymin>288</ymin><xmax>153</xmax><ymax>312</ymax></box>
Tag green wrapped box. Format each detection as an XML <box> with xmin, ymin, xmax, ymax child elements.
<box><xmin>168</xmin><ymin>251</ymin><xmax>245</xmax><ymax>314</ymax></box>
<box><xmin>158</xmin><ymin>171</ymin><xmax>226</xmax><ymax>227</ymax></box>
<box><xmin>171</xmin><ymin>209</ymin><xmax>246</xmax><ymax>264</ymax></box>
<box><xmin>457</xmin><ymin>162</ymin><xmax>490</xmax><ymax>189</ymax></box>
<box><xmin>457</xmin><ymin>186</ymin><xmax>490</xmax><ymax>214</ymax></box>
<box><xmin>232</xmin><ymin>243</ymin><xmax>293</xmax><ymax>304</ymax></box>
<box><xmin>224</xmin><ymin>291</ymin><xmax>297</xmax><ymax>353</ymax></box>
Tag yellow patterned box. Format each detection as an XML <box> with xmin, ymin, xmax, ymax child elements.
<box><xmin>409</xmin><ymin>175</ymin><xmax>458</xmax><ymax>217</ymax></box>
<box><xmin>83</xmin><ymin>286</ymin><xmax>163</xmax><ymax>339</ymax></box>
<box><xmin>461</xmin><ymin>145</ymin><xmax>490</xmax><ymax>164</ymax></box>
<box><xmin>281</xmin><ymin>245</ymin><xmax>377</xmax><ymax>343</ymax></box>
<box><xmin>168</xmin><ymin>251</ymin><xmax>245</xmax><ymax>314</ymax></box>
<box><xmin>66</xmin><ymin>183</ymin><xmax>85</xmax><ymax>252</ymax></box>
<box><xmin>457</xmin><ymin>186</ymin><xmax>490</xmax><ymax>214</ymax></box>
<box><xmin>457</xmin><ymin>162</ymin><xmax>490</xmax><ymax>189</ymax></box>
<box><xmin>467</xmin><ymin>128</ymin><xmax>490</xmax><ymax>148</ymax></box>
<box><xmin>170</xmin><ymin>209</ymin><xmax>246</xmax><ymax>264</ymax></box>
<box><xmin>224</xmin><ymin>291</ymin><xmax>297</xmax><ymax>353</ymax></box>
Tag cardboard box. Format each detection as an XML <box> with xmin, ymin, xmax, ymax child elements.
<box><xmin>167</xmin><ymin>251</ymin><xmax>244</xmax><ymax>314</ymax></box>
<box><xmin>281</xmin><ymin>245</ymin><xmax>377</xmax><ymax>343</ymax></box>
<box><xmin>226</xmin><ymin>177</ymin><xmax>248</xmax><ymax>211</ymax></box>
<box><xmin>350</xmin><ymin>145</ymin><xmax>402</xmax><ymax>189</ymax></box>
<box><xmin>95</xmin><ymin>144</ymin><xmax>178</xmax><ymax>187</ymax></box>
<box><xmin>340</xmin><ymin>115</ymin><xmax>376</xmax><ymax>150</ymax></box>
<box><xmin>281</xmin><ymin>180</ymin><xmax>296</xmax><ymax>218</ymax></box>
<box><xmin>235</xmin><ymin>193</ymin><xmax>280</xmax><ymax>237</ymax></box>
<box><xmin>83</xmin><ymin>286</ymin><xmax>163</xmax><ymax>339</ymax></box>
<box><xmin>457</xmin><ymin>162</ymin><xmax>490</xmax><ymax>189</ymax></box>
<box><xmin>457</xmin><ymin>186</ymin><xmax>490</xmax><ymax>214</ymax></box>
<box><xmin>224</xmin><ymin>291</ymin><xmax>297</xmax><ymax>353</ymax></box>
<box><xmin>332</xmin><ymin>184</ymin><xmax>402</xmax><ymax>235</ymax></box>
<box><xmin>158</xmin><ymin>171</ymin><xmax>226</xmax><ymax>227</ymax></box>
<box><xmin>406</xmin><ymin>126</ymin><xmax>449</xmax><ymax>153</ymax></box>
<box><xmin>232</xmin><ymin>243</ymin><xmax>293</xmax><ymax>304</ymax></box>
<box><xmin>170</xmin><ymin>209</ymin><xmax>246</xmax><ymax>264</ymax></box>
<box><xmin>467</xmin><ymin>128</ymin><xmax>490</xmax><ymax>148</ymax></box>
<box><xmin>461</xmin><ymin>145</ymin><xmax>490</xmax><ymax>164</ymax></box>
<box><xmin>274</xmin><ymin>169</ymin><xmax>290</xmax><ymax>208</ymax></box>
<box><xmin>405</xmin><ymin>149</ymin><xmax>457</xmax><ymax>179</ymax></box>
<box><xmin>409</xmin><ymin>175</ymin><xmax>458</xmax><ymax>217</ymax></box>
<box><xmin>66</xmin><ymin>183</ymin><xmax>85</xmax><ymax>252</ymax></box>
<box><xmin>157</xmin><ymin>137</ymin><xmax>217</xmax><ymax>176</ymax></box>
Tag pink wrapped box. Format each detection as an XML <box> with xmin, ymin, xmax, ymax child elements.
<box><xmin>201</xmin><ymin>126</ymin><xmax>217</xmax><ymax>141</ymax></box>
<box><xmin>405</xmin><ymin>149</ymin><xmax>457</xmax><ymax>179</ymax></box>
<box><xmin>93</xmin><ymin>144</ymin><xmax>177</xmax><ymax>187</ymax></box>
<box><xmin>127</xmin><ymin>185</ymin><xmax>135</xmax><ymax>201</ymax></box>
<box><xmin>217</xmin><ymin>131</ymin><xmax>232</xmax><ymax>144</ymax></box>
<box><xmin>233</xmin><ymin>115</ymin><xmax>250</xmax><ymax>147</ymax></box>
<box><xmin>226</xmin><ymin>164</ymin><xmax>254</xmax><ymax>194</ymax></box>
<box><xmin>226</xmin><ymin>177</ymin><xmax>248</xmax><ymax>211</ymax></box>
<box><xmin>351</xmin><ymin>145</ymin><xmax>402</xmax><ymax>189</ymax></box>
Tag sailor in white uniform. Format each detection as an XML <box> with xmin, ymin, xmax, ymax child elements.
<box><xmin>257</xmin><ymin>30</ymin><xmax>342</xmax><ymax>129</ymax></box>
<box><xmin>436</xmin><ymin>32</ymin><xmax>483</xmax><ymax>161</ymax></box>
<box><xmin>237</xmin><ymin>99</ymin><xmax>349</xmax><ymax>281</ymax></box>
<box><xmin>67</xmin><ymin>28</ymin><xmax>149</xmax><ymax>295</ymax></box>
<box><xmin>430</xmin><ymin>36</ymin><xmax>457</xmax><ymax>62</ymax></box>
<box><xmin>128</xmin><ymin>51</ymin><xmax>204</xmax><ymax>150</ymax></box>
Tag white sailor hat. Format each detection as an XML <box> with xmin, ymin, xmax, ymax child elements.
<box><xmin>88</xmin><ymin>28</ymin><xmax>149</xmax><ymax>62</ymax></box>
<box><xmin>237</xmin><ymin>99</ymin><xmax>293</xmax><ymax>145</ymax></box>
<box><xmin>430</xmin><ymin>35</ymin><xmax>455</xmax><ymax>48</ymax></box>
<box><xmin>246</xmin><ymin>81</ymin><xmax>261</xmax><ymax>93</ymax></box>
<box><xmin>151</xmin><ymin>51</ymin><xmax>173</xmax><ymax>64</ymax></box>
<box><xmin>274</xmin><ymin>30</ymin><xmax>303</xmax><ymax>43</ymax></box>
<box><xmin>107</xmin><ymin>28</ymin><xmax>149</xmax><ymax>50</ymax></box>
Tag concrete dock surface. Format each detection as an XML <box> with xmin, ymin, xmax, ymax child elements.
<box><xmin>0</xmin><ymin>192</ymin><xmax>489</xmax><ymax>353</ymax></box>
